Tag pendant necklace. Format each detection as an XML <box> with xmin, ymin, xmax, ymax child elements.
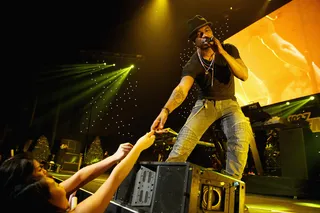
<box><xmin>197</xmin><ymin>49</ymin><xmax>215</xmax><ymax>86</ymax></box>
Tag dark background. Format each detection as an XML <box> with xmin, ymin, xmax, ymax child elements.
<box><xmin>0</xmin><ymin>0</ymin><xmax>292</xmax><ymax>158</ymax></box>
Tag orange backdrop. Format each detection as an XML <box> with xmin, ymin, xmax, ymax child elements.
<box><xmin>225</xmin><ymin>0</ymin><xmax>320</xmax><ymax>106</ymax></box>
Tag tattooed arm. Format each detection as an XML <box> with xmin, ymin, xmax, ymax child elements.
<box><xmin>163</xmin><ymin>76</ymin><xmax>194</xmax><ymax>114</ymax></box>
<box><xmin>151</xmin><ymin>76</ymin><xmax>194</xmax><ymax>131</ymax></box>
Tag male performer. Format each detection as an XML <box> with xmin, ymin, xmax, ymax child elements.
<box><xmin>151</xmin><ymin>15</ymin><xmax>254</xmax><ymax>180</ymax></box>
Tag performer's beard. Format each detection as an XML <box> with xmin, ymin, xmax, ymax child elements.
<box><xmin>195</xmin><ymin>37</ymin><xmax>214</xmax><ymax>50</ymax></box>
<box><xmin>200</xmin><ymin>44</ymin><xmax>211</xmax><ymax>50</ymax></box>
<box><xmin>195</xmin><ymin>41</ymin><xmax>210</xmax><ymax>50</ymax></box>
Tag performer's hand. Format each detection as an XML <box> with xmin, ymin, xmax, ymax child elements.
<box><xmin>112</xmin><ymin>142</ymin><xmax>133</xmax><ymax>161</ymax></box>
<box><xmin>211</xmin><ymin>37</ymin><xmax>225</xmax><ymax>54</ymax></box>
<box><xmin>150</xmin><ymin>110</ymin><xmax>169</xmax><ymax>132</ymax></box>
<box><xmin>135</xmin><ymin>131</ymin><xmax>156</xmax><ymax>151</ymax></box>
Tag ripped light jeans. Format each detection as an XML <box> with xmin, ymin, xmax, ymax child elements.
<box><xmin>166</xmin><ymin>99</ymin><xmax>254</xmax><ymax>180</ymax></box>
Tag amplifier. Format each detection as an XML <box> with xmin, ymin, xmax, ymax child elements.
<box><xmin>114</xmin><ymin>162</ymin><xmax>245</xmax><ymax>213</ymax></box>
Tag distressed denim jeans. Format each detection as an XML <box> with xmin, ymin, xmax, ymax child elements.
<box><xmin>166</xmin><ymin>99</ymin><xmax>253</xmax><ymax>180</ymax></box>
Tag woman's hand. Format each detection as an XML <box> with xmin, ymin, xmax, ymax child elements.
<box><xmin>112</xmin><ymin>143</ymin><xmax>134</xmax><ymax>161</ymax></box>
<box><xmin>135</xmin><ymin>131</ymin><xmax>156</xmax><ymax>151</ymax></box>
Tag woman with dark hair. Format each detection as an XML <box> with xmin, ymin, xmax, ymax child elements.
<box><xmin>0</xmin><ymin>152</ymin><xmax>56</xmax><ymax>211</ymax></box>
<box><xmin>0</xmin><ymin>131</ymin><xmax>156</xmax><ymax>213</ymax></box>
<box><xmin>0</xmin><ymin>151</ymin><xmax>47</xmax><ymax>187</ymax></box>
<box><xmin>6</xmin><ymin>177</ymin><xmax>68</xmax><ymax>212</ymax></box>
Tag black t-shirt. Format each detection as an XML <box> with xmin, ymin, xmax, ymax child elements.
<box><xmin>181</xmin><ymin>43</ymin><xmax>240</xmax><ymax>100</ymax></box>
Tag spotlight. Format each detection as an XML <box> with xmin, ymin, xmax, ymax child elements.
<box><xmin>113</xmin><ymin>64</ymin><xmax>116</xmax><ymax>66</ymax></box>
<box><xmin>130</xmin><ymin>65</ymin><xmax>135</xmax><ymax>68</ymax></box>
<box><xmin>309</xmin><ymin>96</ymin><xmax>315</xmax><ymax>100</ymax></box>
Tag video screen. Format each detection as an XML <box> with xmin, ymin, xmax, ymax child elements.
<box><xmin>225</xmin><ymin>0</ymin><xmax>320</xmax><ymax>106</ymax></box>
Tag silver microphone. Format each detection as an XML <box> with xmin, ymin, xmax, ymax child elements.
<box><xmin>207</xmin><ymin>36</ymin><xmax>214</xmax><ymax>42</ymax></box>
<box><xmin>201</xmin><ymin>36</ymin><xmax>214</xmax><ymax>44</ymax></box>
<box><xmin>206</xmin><ymin>36</ymin><xmax>214</xmax><ymax>42</ymax></box>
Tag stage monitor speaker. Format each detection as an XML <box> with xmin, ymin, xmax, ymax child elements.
<box><xmin>61</xmin><ymin>152</ymin><xmax>81</xmax><ymax>172</ymax></box>
<box><xmin>114</xmin><ymin>162</ymin><xmax>245</xmax><ymax>213</ymax></box>
<box><xmin>279</xmin><ymin>127</ymin><xmax>320</xmax><ymax>180</ymax></box>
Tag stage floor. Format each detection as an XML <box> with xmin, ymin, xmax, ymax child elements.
<box><xmin>51</xmin><ymin>171</ymin><xmax>320</xmax><ymax>213</ymax></box>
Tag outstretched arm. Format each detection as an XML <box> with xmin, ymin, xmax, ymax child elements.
<box><xmin>60</xmin><ymin>143</ymin><xmax>133</xmax><ymax>196</ymax></box>
<box><xmin>150</xmin><ymin>75</ymin><xmax>194</xmax><ymax>131</ymax></box>
<box><xmin>72</xmin><ymin>131</ymin><xmax>155</xmax><ymax>213</ymax></box>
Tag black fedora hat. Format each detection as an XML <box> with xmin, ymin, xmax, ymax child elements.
<box><xmin>188</xmin><ymin>15</ymin><xmax>212</xmax><ymax>40</ymax></box>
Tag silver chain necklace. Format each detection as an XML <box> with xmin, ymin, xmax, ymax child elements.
<box><xmin>197</xmin><ymin>49</ymin><xmax>215</xmax><ymax>86</ymax></box>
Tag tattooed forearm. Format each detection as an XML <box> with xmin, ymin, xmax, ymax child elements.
<box><xmin>170</xmin><ymin>85</ymin><xmax>186</xmax><ymax>106</ymax></box>
<box><xmin>162</xmin><ymin>85</ymin><xmax>187</xmax><ymax>114</ymax></box>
